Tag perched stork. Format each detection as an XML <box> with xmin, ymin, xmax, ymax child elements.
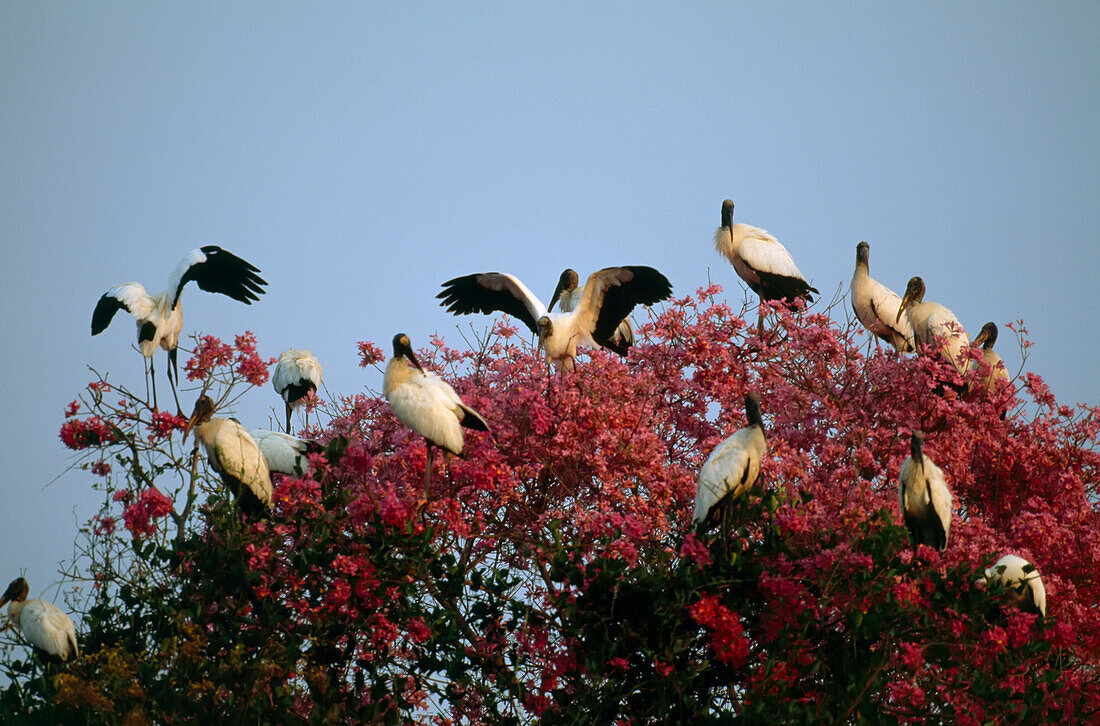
<box><xmin>968</xmin><ymin>322</ymin><xmax>1010</xmax><ymax>393</ymax></box>
<box><xmin>438</xmin><ymin>266</ymin><xmax>672</xmax><ymax>372</ymax></box>
<box><xmin>898</xmin><ymin>431</ymin><xmax>952</xmax><ymax>551</ymax></box>
<box><xmin>896</xmin><ymin>277</ymin><xmax>970</xmax><ymax>375</ymax></box>
<box><xmin>184</xmin><ymin>395</ymin><xmax>272</xmax><ymax>517</ymax></box>
<box><xmin>249</xmin><ymin>429</ymin><xmax>321</xmax><ymax>475</ymax></box>
<box><xmin>384</xmin><ymin>333</ymin><xmax>490</xmax><ymax>497</ymax></box>
<box><xmin>548</xmin><ymin>269</ymin><xmax>634</xmax><ymax>354</ymax></box>
<box><xmin>273</xmin><ymin>349</ymin><xmax>323</xmax><ymax>433</ymax></box>
<box><xmin>692</xmin><ymin>393</ymin><xmax>767</xmax><ymax>532</ymax></box>
<box><xmin>850</xmin><ymin>241</ymin><xmax>914</xmax><ymax>352</ymax></box>
<box><xmin>985</xmin><ymin>554</ymin><xmax>1047</xmax><ymax>617</ymax></box>
<box><xmin>0</xmin><ymin>578</ymin><xmax>79</xmax><ymax>661</ymax></box>
<box><xmin>91</xmin><ymin>246</ymin><xmax>267</xmax><ymax>411</ymax></box>
<box><xmin>713</xmin><ymin>199</ymin><xmax>818</xmax><ymax>337</ymax></box>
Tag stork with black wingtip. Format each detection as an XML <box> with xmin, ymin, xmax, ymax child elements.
<box><xmin>0</xmin><ymin>577</ymin><xmax>79</xmax><ymax>661</ymax></box>
<box><xmin>850</xmin><ymin>241</ymin><xmax>914</xmax><ymax>352</ymax></box>
<box><xmin>548</xmin><ymin>268</ymin><xmax>635</xmax><ymax>354</ymax></box>
<box><xmin>184</xmin><ymin>395</ymin><xmax>272</xmax><ymax>518</ymax></box>
<box><xmin>693</xmin><ymin>392</ymin><xmax>767</xmax><ymax>536</ymax></box>
<box><xmin>896</xmin><ymin>276</ymin><xmax>970</xmax><ymax>376</ymax></box>
<box><xmin>985</xmin><ymin>554</ymin><xmax>1047</xmax><ymax>618</ymax></box>
<box><xmin>898</xmin><ymin>431</ymin><xmax>952</xmax><ymax>551</ymax></box>
<box><xmin>273</xmin><ymin>349</ymin><xmax>323</xmax><ymax>434</ymax></box>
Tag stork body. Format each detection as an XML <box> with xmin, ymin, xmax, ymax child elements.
<box><xmin>549</xmin><ymin>269</ymin><xmax>635</xmax><ymax>354</ymax></box>
<box><xmin>898</xmin><ymin>431</ymin><xmax>952</xmax><ymax>550</ymax></box>
<box><xmin>897</xmin><ymin>277</ymin><xmax>970</xmax><ymax>375</ymax></box>
<box><xmin>969</xmin><ymin>322</ymin><xmax>1010</xmax><ymax>392</ymax></box>
<box><xmin>850</xmin><ymin>242</ymin><xmax>914</xmax><ymax>352</ymax></box>
<box><xmin>985</xmin><ymin>554</ymin><xmax>1047</xmax><ymax>617</ymax></box>
<box><xmin>0</xmin><ymin>578</ymin><xmax>79</xmax><ymax>661</ymax></box>
<box><xmin>384</xmin><ymin>334</ymin><xmax>490</xmax><ymax>495</ymax></box>
<box><xmin>438</xmin><ymin>266</ymin><xmax>672</xmax><ymax>372</ymax></box>
<box><xmin>273</xmin><ymin>349</ymin><xmax>323</xmax><ymax>433</ymax></box>
<box><xmin>91</xmin><ymin>246</ymin><xmax>267</xmax><ymax>411</ymax></box>
<box><xmin>693</xmin><ymin>393</ymin><xmax>766</xmax><ymax>530</ymax></box>
<box><xmin>185</xmin><ymin>396</ymin><xmax>272</xmax><ymax>517</ymax></box>
<box><xmin>714</xmin><ymin>199</ymin><xmax>818</xmax><ymax>336</ymax></box>
<box><xmin>250</xmin><ymin>429</ymin><xmax>321</xmax><ymax>475</ymax></box>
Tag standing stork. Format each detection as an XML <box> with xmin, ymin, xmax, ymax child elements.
<box><xmin>898</xmin><ymin>431</ymin><xmax>952</xmax><ymax>551</ymax></box>
<box><xmin>384</xmin><ymin>333</ymin><xmax>490</xmax><ymax>499</ymax></box>
<box><xmin>714</xmin><ymin>199</ymin><xmax>818</xmax><ymax>337</ymax></box>
<box><xmin>985</xmin><ymin>554</ymin><xmax>1047</xmax><ymax>617</ymax></box>
<box><xmin>548</xmin><ymin>269</ymin><xmax>635</xmax><ymax>354</ymax></box>
<box><xmin>438</xmin><ymin>266</ymin><xmax>672</xmax><ymax>372</ymax></box>
<box><xmin>273</xmin><ymin>349</ymin><xmax>323</xmax><ymax>433</ymax></box>
<box><xmin>184</xmin><ymin>395</ymin><xmax>272</xmax><ymax>517</ymax></box>
<box><xmin>896</xmin><ymin>276</ymin><xmax>970</xmax><ymax>375</ymax></box>
<box><xmin>91</xmin><ymin>246</ymin><xmax>267</xmax><ymax>412</ymax></box>
<box><xmin>692</xmin><ymin>392</ymin><xmax>767</xmax><ymax>532</ymax></box>
<box><xmin>0</xmin><ymin>578</ymin><xmax>79</xmax><ymax>661</ymax></box>
<box><xmin>249</xmin><ymin>429</ymin><xmax>321</xmax><ymax>476</ymax></box>
<box><xmin>850</xmin><ymin>241</ymin><xmax>914</xmax><ymax>352</ymax></box>
<box><xmin>968</xmin><ymin>322</ymin><xmax>1010</xmax><ymax>392</ymax></box>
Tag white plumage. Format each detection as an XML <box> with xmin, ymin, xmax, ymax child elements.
<box><xmin>897</xmin><ymin>276</ymin><xmax>970</xmax><ymax>375</ymax></box>
<box><xmin>850</xmin><ymin>241</ymin><xmax>914</xmax><ymax>352</ymax></box>
<box><xmin>250</xmin><ymin>429</ymin><xmax>320</xmax><ymax>475</ymax></box>
<box><xmin>985</xmin><ymin>554</ymin><xmax>1047</xmax><ymax>617</ymax></box>
<box><xmin>969</xmin><ymin>322</ymin><xmax>1010</xmax><ymax>392</ymax></box>
<box><xmin>548</xmin><ymin>269</ymin><xmax>635</xmax><ymax>353</ymax></box>
<box><xmin>91</xmin><ymin>246</ymin><xmax>267</xmax><ymax>411</ymax></box>
<box><xmin>692</xmin><ymin>393</ymin><xmax>767</xmax><ymax>529</ymax></box>
<box><xmin>898</xmin><ymin>431</ymin><xmax>952</xmax><ymax>551</ymax></box>
<box><xmin>273</xmin><ymin>349</ymin><xmax>323</xmax><ymax>433</ymax></box>
<box><xmin>438</xmin><ymin>266</ymin><xmax>672</xmax><ymax>372</ymax></box>
<box><xmin>0</xmin><ymin>578</ymin><xmax>79</xmax><ymax>661</ymax></box>
<box><xmin>185</xmin><ymin>396</ymin><xmax>272</xmax><ymax>516</ymax></box>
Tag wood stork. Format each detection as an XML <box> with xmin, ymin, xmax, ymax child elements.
<box><xmin>0</xmin><ymin>578</ymin><xmax>79</xmax><ymax>661</ymax></box>
<box><xmin>692</xmin><ymin>393</ymin><xmax>767</xmax><ymax>532</ymax></box>
<box><xmin>985</xmin><ymin>554</ymin><xmax>1047</xmax><ymax>617</ymax></box>
<box><xmin>184</xmin><ymin>395</ymin><xmax>272</xmax><ymax>517</ymax></box>
<box><xmin>714</xmin><ymin>199</ymin><xmax>818</xmax><ymax>337</ymax></box>
<box><xmin>91</xmin><ymin>246</ymin><xmax>267</xmax><ymax>412</ymax></box>
<box><xmin>548</xmin><ymin>269</ymin><xmax>635</xmax><ymax>354</ymax></box>
<box><xmin>898</xmin><ymin>431</ymin><xmax>952</xmax><ymax>551</ymax></box>
<box><xmin>249</xmin><ymin>429</ymin><xmax>321</xmax><ymax>475</ymax></box>
<box><xmin>384</xmin><ymin>333</ymin><xmax>490</xmax><ymax>496</ymax></box>
<box><xmin>438</xmin><ymin>266</ymin><xmax>673</xmax><ymax>372</ymax></box>
<box><xmin>850</xmin><ymin>241</ymin><xmax>915</xmax><ymax>352</ymax></box>
<box><xmin>896</xmin><ymin>276</ymin><xmax>970</xmax><ymax>375</ymax></box>
<box><xmin>969</xmin><ymin>322</ymin><xmax>1010</xmax><ymax>392</ymax></box>
<box><xmin>273</xmin><ymin>349</ymin><xmax>323</xmax><ymax>433</ymax></box>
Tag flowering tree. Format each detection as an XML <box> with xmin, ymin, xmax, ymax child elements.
<box><xmin>2</xmin><ymin>290</ymin><xmax>1098</xmax><ymax>723</ymax></box>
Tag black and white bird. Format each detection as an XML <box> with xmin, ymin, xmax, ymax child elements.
<box><xmin>896</xmin><ymin>277</ymin><xmax>970</xmax><ymax>375</ymax></box>
<box><xmin>985</xmin><ymin>554</ymin><xmax>1047</xmax><ymax>618</ymax></box>
<box><xmin>714</xmin><ymin>199</ymin><xmax>818</xmax><ymax>337</ymax></box>
<box><xmin>438</xmin><ymin>266</ymin><xmax>673</xmax><ymax>372</ymax></box>
<box><xmin>850</xmin><ymin>241</ymin><xmax>914</xmax><ymax>352</ymax></box>
<box><xmin>273</xmin><ymin>349</ymin><xmax>323</xmax><ymax>433</ymax></box>
<box><xmin>0</xmin><ymin>578</ymin><xmax>79</xmax><ymax>661</ymax></box>
<box><xmin>969</xmin><ymin>322</ymin><xmax>1010</xmax><ymax>393</ymax></box>
<box><xmin>384</xmin><ymin>334</ymin><xmax>490</xmax><ymax>496</ymax></box>
<box><xmin>548</xmin><ymin>269</ymin><xmax>634</xmax><ymax>354</ymax></box>
<box><xmin>692</xmin><ymin>393</ymin><xmax>767</xmax><ymax>531</ymax></box>
<box><xmin>898</xmin><ymin>431</ymin><xmax>952</xmax><ymax>551</ymax></box>
<box><xmin>184</xmin><ymin>395</ymin><xmax>272</xmax><ymax>517</ymax></box>
<box><xmin>91</xmin><ymin>246</ymin><xmax>267</xmax><ymax>411</ymax></box>
<box><xmin>249</xmin><ymin>429</ymin><xmax>321</xmax><ymax>476</ymax></box>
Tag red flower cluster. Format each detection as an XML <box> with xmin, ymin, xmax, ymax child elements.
<box><xmin>121</xmin><ymin>487</ymin><xmax>174</xmax><ymax>539</ymax></box>
<box><xmin>59</xmin><ymin>416</ymin><xmax>117</xmax><ymax>450</ymax></box>
<box><xmin>148</xmin><ymin>410</ymin><xmax>186</xmax><ymax>442</ymax></box>
<box><xmin>689</xmin><ymin>594</ymin><xmax>750</xmax><ymax>667</ymax></box>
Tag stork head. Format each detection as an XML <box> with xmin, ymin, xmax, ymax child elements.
<box><xmin>720</xmin><ymin>199</ymin><xmax>735</xmax><ymax>228</ymax></box>
<box><xmin>184</xmin><ymin>395</ymin><xmax>216</xmax><ymax>442</ymax></box>
<box><xmin>896</xmin><ymin>276</ymin><xmax>926</xmax><ymax>323</ymax></box>
<box><xmin>392</xmin><ymin>333</ymin><xmax>423</xmax><ymax>371</ymax></box>
<box><xmin>855</xmin><ymin>241</ymin><xmax>870</xmax><ymax>265</ymax></box>
<box><xmin>744</xmin><ymin>391</ymin><xmax>764</xmax><ymax>431</ymax></box>
<box><xmin>549</xmin><ymin>269</ymin><xmax>579</xmax><ymax>312</ymax></box>
<box><xmin>536</xmin><ymin>316</ymin><xmax>553</xmax><ymax>345</ymax></box>
<box><xmin>909</xmin><ymin>430</ymin><xmax>926</xmax><ymax>470</ymax></box>
<box><xmin>0</xmin><ymin>578</ymin><xmax>29</xmax><ymax>607</ymax></box>
<box><xmin>973</xmin><ymin>322</ymin><xmax>998</xmax><ymax>350</ymax></box>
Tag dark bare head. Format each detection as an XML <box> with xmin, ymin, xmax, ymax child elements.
<box><xmin>856</xmin><ymin>241</ymin><xmax>870</xmax><ymax>266</ymax></box>
<box><xmin>744</xmin><ymin>391</ymin><xmax>763</xmax><ymax>431</ymax></box>
<box><xmin>392</xmin><ymin>333</ymin><xmax>423</xmax><ymax>371</ymax></box>
<box><xmin>721</xmin><ymin>199</ymin><xmax>735</xmax><ymax>229</ymax></box>
<box><xmin>549</xmin><ymin>269</ymin><xmax>579</xmax><ymax>312</ymax></box>
<box><xmin>910</xmin><ymin>430</ymin><xmax>926</xmax><ymax>469</ymax></box>
<box><xmin>896</xmin><ymin>276</ymin><xmax>926</xmax><ymax>323</ymax></box>
<box><xmin>973</xmin><ymin>322</ymin><xmax>998</xmax><ymax>350</ymax></box>
<box><xmin>0</xmin><ymin>578</ymin><xmax>29</xmax><ymax>606</ymax></box>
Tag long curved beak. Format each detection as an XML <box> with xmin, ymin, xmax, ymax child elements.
<box><xmin>404</xmin><ymin>349</ymin><xmax>424</xmax><ymax>372</ymax></box>
<box><xmin>183</xmin><ymin>415</ymin><xmax>198</xmax><ymax>443</ymax></box>
<box><xmin>895</xmin><ymin>293</ymin><xmax>912</xmax><ymax>324</ymax></box>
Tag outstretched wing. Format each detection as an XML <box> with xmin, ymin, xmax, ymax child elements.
<box><xmin>91</xmin><ymin>283</ymin><xmax>154</xmax><ymax>334</ymax></box>
<box><xmin>171</xmin><ymin>246</ymin><xmax>268</xmax><ymax>308</ymax></box>
<box><xmin>437</xmin><ymin>273</ymin><xmax>546</xmax><ymax>334</ymax></box>
<box><xmin>577</xmin><ymin>266</ymin><xmax>672</xmax><ymax>346</ymax></box>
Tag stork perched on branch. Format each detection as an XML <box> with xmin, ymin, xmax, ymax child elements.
<box><xmin>548</xmin><ymin>269</ymin><xmax>635</xmax><ymax>354</ymax></box>
<box><xmin>850</xmin><ymin>241</ymin><xmax>914</xmax><ymax>352</ymax></box>
<box><xmin>273</xmin><ymin>349</ymin><xmax>323</xmax><ymax>433</ymax></box>
<box><xmin>898</xmin><ymin>431</ymin><xmax>952</xmax><ymax>551</ymax></box>
<box><xmin>184</xmin><ymin>395</ymin><xmax>272</xmax><ymax>517</ymax></box>
<box><xmin>0</xmin><ymin>577</ymin><xmax>79</xmax><ymax>661</ymax></box>
<box><xmin>693</xmin><ymin>393</ymin><xmax>766</xmax><ymax>533</ymax></box>
<box><xmin>968</xmin><ymin>322</ymin><xmax>1010</xmax><ymax>393</ymax></box>
<box><xmin>985</xmin><ymin>554</ymin><xmax>1047</xmax><ymax>618</ymax></box>
<box><xmin>896</xmin><ymin>276</ymin><xmax>970</xmax><ymax>375</ymax></box>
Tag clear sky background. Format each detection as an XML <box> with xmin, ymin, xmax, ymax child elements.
<box><xmin>1</xmin><ymin>4</ymin><xmax>1097</xmax><ymax>608</ymax></box>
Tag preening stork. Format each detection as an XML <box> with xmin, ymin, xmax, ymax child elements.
<box><xmin>184</xmin><ymin>395</ymin><xmax>272</xmax><ymax>517</ymax></box>
<box><xmin>969</xmin><ymin>322</ymin><xmax>1010</xmax><ymax>393</ymax></box>
<box><xmin>273</xmin><ymin>349</ymin><xmax>323</xmax><ymax>433</ymax></box>
<box><xmin>985</xmin><ymin>554</ymin><xmax>1047</xmax><ymax>617</ymax></box>
<box><xmin>898</xmin><ymin>431</ymin><xmax>952</xmax><ymax>551</ymax></box>
<box><xmin>548</xmin><ymin>269</ymin><xmax>635</xmax><ymax>354</ymax></box>
<box><xmin>384</xmin><ymin>333</ymin><xmax>491</xmax><ymax>497</ymax></box>
<box><xmin>896</xmin><ymin>276</ymin><xmax>970</xmax><ymax>375</ymax></box>
<box><xmin>249</xmin><ymin>429</ymin><xmax>322</xmax><ymax>475</ymax></box>
<box><xmin>0</xmin><ymin>578</ymin><xmax>79</xmax><ymax>661</ymax></box>
<box><xmin>692</xmin><ymin>393</ymin><xmax>767</xmax><ymax>532</ymax></box>
<box><xmin>714</xmin><ymin>199</ymin><xmax>818</xmax><ymax>337</ymax></box>
<box><xmin>91</xmin><ymin>246</ymin><xmax>267</xmax><ymax>411</ymax></box>
<box><xmin>438</xmin><ymin>266</ymin><xmax>673</xmax><ymax>372</ymax></box>
<box><xmin>850</xmin><ymin>241</ymin><xmax>915</xmax><ymax>352</ymax></box>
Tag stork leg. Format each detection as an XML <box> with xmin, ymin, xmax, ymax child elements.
<box><xmin>149</xmin><ymin>356</ymin><xmax>159</xmax><ymax>411</ymax></box>
<box><xmin>167</xmin><ymin>348</ymin><xmax>183</xmax><ymax>417</ymax></box>
<box><xmin>421</xmin><ymin>441</ymin><xmax>434</xmax><ymax>506</ymax></box>
<box><xmin>756</xmin><ymin>304</ymin><xmax>765</xmax><ymax>339</ymax></box>
<box><xmin>285</xmin><ymin>401</ymin><xmax>292</xmax><ymax>435</ymax></box>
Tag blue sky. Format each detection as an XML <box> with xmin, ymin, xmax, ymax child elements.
<box><xmin>1</xmin><ymin>4</ymin><xmax>1096</xmax><ymax>610</ymax></box>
